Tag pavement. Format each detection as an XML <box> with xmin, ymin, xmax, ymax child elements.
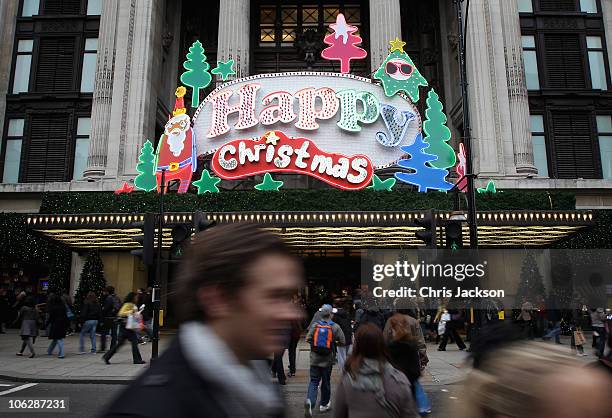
<box><xmin>0</xmin><ymin>329</ymin><xmax>600</xmax><ymax>385</ymax></box>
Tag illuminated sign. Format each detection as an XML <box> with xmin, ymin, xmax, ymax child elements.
<box><xmin>193</xmin><ymin>72</ymin><xmax>422</xmax><ymax>170</ymax></box>
<box><xmin>212</xmin><ymin>130</ymin><xmax>374</xmax><ymax>190</ymax></box>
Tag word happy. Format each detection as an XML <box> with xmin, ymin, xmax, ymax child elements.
<box><xmin>211</xmin><ymin>131</ymin><xmax>374</xmax><ymax>190</ymax></box>
<box><xmin>206</xmin><ymin>84</ymin><xmax>416</xmax><ymax>148</ymax></box>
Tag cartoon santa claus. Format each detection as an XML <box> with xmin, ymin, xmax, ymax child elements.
<box><xmin>155</xmin><ymin>86</ymin><xmax>197</xmax><ymax>193</ymax></box>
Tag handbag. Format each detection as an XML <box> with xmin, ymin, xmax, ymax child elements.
<box><xmin>126</xmin><ymin>312</ymin><xmax>143</xmax><ymax>330</ymax></box>
<box><xmin>413</xmin><ymin>380</ymin><xmax>431</xmax><ymax>416</ymax></box>
<box><xmin>574</xmin><ymin>330</ymin><xmax>586</xmax><ymax>346</ymax></box>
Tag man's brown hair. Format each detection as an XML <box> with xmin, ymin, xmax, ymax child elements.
<box><xmin>174</xmin><ymin>223</ymin><xmax>295</xmax><ymax>324</ymax></box>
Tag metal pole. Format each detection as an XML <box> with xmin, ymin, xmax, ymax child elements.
<box><xmin>152</xmin><ymin>169</ymin><xmax>165</xmax><ymax>361</ymax></box>
<box><xmin>454</xmin><ymin>0</ymin><xmax>478</xmax><ymax>248</ymax></box>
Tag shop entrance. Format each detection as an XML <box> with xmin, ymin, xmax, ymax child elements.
<box><xmin>297</xmin><ymin>249</ymin><xmax>362</xmax><ymax>319</ymax></box>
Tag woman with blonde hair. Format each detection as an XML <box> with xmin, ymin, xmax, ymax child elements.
<box><xmin>456</xmin><ymin>342</ymin><xmax>611</xmax><ymax>418</ymax></box>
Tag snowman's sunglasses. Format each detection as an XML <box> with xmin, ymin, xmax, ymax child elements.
<box><xmin>386</xmin><ymin>61</ymin><xmax>414</xmax><ymax>77</ymax></box>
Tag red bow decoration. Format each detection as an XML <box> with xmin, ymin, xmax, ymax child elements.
<box><xmin>114</xmin><ymin>182</ymin><xmax>135</xmax><ymax>195</ymax></box>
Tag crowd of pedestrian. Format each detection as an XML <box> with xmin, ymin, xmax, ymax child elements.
<box><xmin>4</xmin><ymin>284</ymin><xmax>153</xmax><ymax>365</ymax></box>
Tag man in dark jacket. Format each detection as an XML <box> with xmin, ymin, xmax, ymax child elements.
<box><xmin>332</xmin><ymin>305</ymin><xmax>353</xmax><ymax>369</ymax></box>
<box><xmin>100</xmin><ymin>286</ymin><xmax>121</xmax><ymax>352</ymax></box>
<box><xmin>101</xmin><ymin>223</ymin><xmax>303</xmax><ymax>418</ymax></box>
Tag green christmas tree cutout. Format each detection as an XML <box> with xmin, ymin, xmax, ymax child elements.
<box><xmin>423</xmin><ymin>89</ymin><xmax>456</xmax><ymax>169</ymax></box>
<box><xmin>211</xmin><ymin>59</ymin><xmax>236</xmax><ymax>81</ymax></box>
<box><xmin>193</xmin><ymin>169</ymin><xmax>221</xmax><ymax>194</ymax></box>
<box><xmin>180</xmin><ymin>40</ymin><xmax>212</xmax><ymax>108</ymax></box>
<box><xmin>134</xmin><ymin>140</ymin><xmax>157</xmax><ymax>192</ymax></box>
<box><xmin>373</xmin><ymin>39</ymin><xmax>428</xmax><ymax>102</ymax></box>
<box><xmin>368</xmin><ymin>174</ymin><xmax>396</xmax><ymax>191</ymax></box>
<box><xmin>255</xmin><ymin>173</ymin><xmax>284</xmax><ymax>191</ymax></box>
<box><xmin>477</xmin><ymin>180</ymin><xmax>497</xmax><ymax>194</ymax></box>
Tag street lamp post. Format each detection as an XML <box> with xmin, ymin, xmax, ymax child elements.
<box><xmin>454</xmin><ymin>0</ymin><xmax>478</xmax><ymax>248</ymax></box>
<box><xmin>151</xmin><ymin>169</ymin><xmax>165</xmax><ymax>361</ymax></box>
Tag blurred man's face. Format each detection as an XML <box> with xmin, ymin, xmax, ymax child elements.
<box><xmin>225</xmin><ymin>254</ymin><xmax>303</xmax><ymax>359</ymax></box>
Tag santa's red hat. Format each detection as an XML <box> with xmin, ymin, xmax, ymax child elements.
<box><xmin>173</xmin><ymin>86</ymin><xmax>187</xmax><ymax>117</ymax></box>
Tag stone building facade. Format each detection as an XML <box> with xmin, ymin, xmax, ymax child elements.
<box><xmin>0</xmin><ymin>0</ymin><xmax>611</xmax><ymax>211</ymax></box>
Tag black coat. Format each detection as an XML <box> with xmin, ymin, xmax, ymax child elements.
<box><xmin>356</xmin><ymin>309</ymin><xmax>385</xmax><ymax>331</ymax></box>
<box><xmin>387</xmin><ymin>340</ymin><xmax>421</xmax><ymax>384</ymax></box>
<box><xmin>81</xmin><ymin>301</ymin><xmax>103</xmax><ymax>322</ymax></box>
<box><xmin>333</xmin><ymin>309</ymin><xmax>353</xmax><ymax>344</ymax></box>
<box><xmin>101</xmin><ymin>338</ymin><xmax>285</xmax><ymax>418</ymax></box>
<box><xmin>46</xmin><ymin>303</ymin><xmax>68</xmax><ymax>340</ymax></box>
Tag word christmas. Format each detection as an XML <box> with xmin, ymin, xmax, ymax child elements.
<box><xmin>204</xmin><ymin>83</ymin><xmax>418</xmax><ymax>150</ymax></box>
<box><xmin>211</xmin><ymin>131</ymin><xmax>374</xmax><ymax>190</ymax></box>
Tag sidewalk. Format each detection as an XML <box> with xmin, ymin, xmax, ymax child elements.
<box><xmin>0</xmin><ymin>330</ymin><xmax>600</xmax><ymax>385</ymax></box>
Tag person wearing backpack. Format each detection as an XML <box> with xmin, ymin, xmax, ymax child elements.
<box><xmin>100</xmin><ymin>286</ymin><xmax>122</xmax><ymax>352</ymax></box>
<box><xmin>305</xmin><ymin>304</ymin><xmax>345</xmax><ymax>417</ymax></box>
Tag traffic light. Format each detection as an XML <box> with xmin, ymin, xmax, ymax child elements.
<box><xmin>445</xmin><ymin>220</ymin><xmax>463</xmax><ymax>250</ymax></box>
<box><xmin>414</xmin><ymin>209</ymin><xmax>437</xmax><ymax>248</ymax></box>
<box><xmin>130</xmin><ymin>213</ymin><xmax>155</xmax><ymax>265</ymax></box>
<box><xmin>193</xmin><ymin>210</ymin><xmax>215</xmax><ymax>233</ymax></box>
<box><xmin>169</xmin><ymin>222</ymin><xmax>191</xmax><ymax>259</ymax></box>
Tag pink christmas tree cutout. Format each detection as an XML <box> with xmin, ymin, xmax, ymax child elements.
<box><xmin>321</xmin><ymin>13</ymin><xmax>367</xmax><ymax>74</ymax></box>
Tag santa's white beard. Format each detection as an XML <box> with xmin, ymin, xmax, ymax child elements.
<box><xmin>167</xmin><ymin>130</ymin><xmax>186</xmax><ymax>157</ymax></box>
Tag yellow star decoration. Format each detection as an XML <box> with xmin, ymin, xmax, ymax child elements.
<box><xmin>389</xmin><ymin>37</ymin><xmax>406</xmax><ymax>53</ymax></box>
<box><xmin>265</xmin><ymin>131</ymin><xmax>280</xmax><ymax>145</ymax></box>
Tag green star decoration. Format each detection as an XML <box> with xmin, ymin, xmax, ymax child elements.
<box><xmin>193</xmin><ymin>169</ymin><xmax>221</xmax><ymax>194</ymax></box>
<box><xmin>255</xmin><ymin>173</ymin><xmax>284</xmax><ymax>191</ymax></box>
<box><xmin>477</xmin><ymin>180</ymin><xmax>497</xmax><ymax>194</ymax></box>
<box><xmin>367</xmin><ymin>174</ymin><xmax>396</xmax><ymax>191</ymax></box>
<box><xmin>211</xmin><ymin>59</ymin><xmax>236</xmax><ymax>81</ymax></box>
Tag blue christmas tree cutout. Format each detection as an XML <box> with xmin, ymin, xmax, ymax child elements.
<box><xmin>394</xmin><ymin>133</ymin><xmax>454</xmax><ymax>193</ymax></box>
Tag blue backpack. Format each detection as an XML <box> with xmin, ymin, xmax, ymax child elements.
<box><xmin>311</xmin><ymin>321</ymin><xmax>334</xmax><ymax>354</ymax></box>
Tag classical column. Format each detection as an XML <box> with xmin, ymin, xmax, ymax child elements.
<box><xmin>369</xmin><ymin>0</ymin><xmax>402</xmax><ymax>71</ymax></box>
<box><xmin>83</xmin><ymin>0</ymin><xmax>120</xmax><ymax>179</ymax></box>
<box><xmin>464</xmin><ymin>0</ymin><xmax>516</xmax><ymax>176</ymax></box>
<box><xmin>500</xmin><ymin>0</ymin><xmax>537</xmax><ymax>174</ymax></box>
<box><xmin>103</xmin><ymin>0</ymin><xmax>162</xmax><ymax>178</ymax></box>
<box><xmin>217</xmin><ymin>0</ymin><xmax>250</xmax><ymax>79</ymax></box>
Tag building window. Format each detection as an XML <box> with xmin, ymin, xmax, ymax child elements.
<box><xmin>530</xmin><ymin>115</ymin><xmax>549</xmax><ymax>177</ymax></box>
<box><xmin>544</xmin><ymin>34</ymin><xmax>585</xmax><ymax>89</ymax></box>
<box><xmin>551</xmin><ymin>113</ymin><xmax>596</xmax><ymax>179</ymax></box>
<box><xmin>21</xmin><ymin>0</ymin><xmax>40</xmax><ymax>16</ymax></box>
<box><xmin>12</xmin><ymin>40</ymin><xmax>33</xmax><ymax>94</ymax></box>
<box><xmin>43</xmin><ymin>0</ymin><xmax>81</xmax><ymax>15</ymax></box>
<box><xmin>522</xmin><ymin>36</ymin><xmax>540</xmax><ymax>90</ymax></box>
<box><xmin>22</xmin><ymin>114</ymin><xmax>71</xmax><ymax>183</ymax></box>
<box><xmin>86</xmin><ymin>0</ymin><xmax>101</xmax><ymax>15</ymax></box>
<box><xmin>80</xmin><ymin>37</ymin><xmax>97</xmax><ymax>92</ymax></box>
<box><xmin>3</xmin><ymin>119</ymin><xmax>24</xmax><ymax>183</ymax></box>
<box><xmin>580</xmin><ymin>0</ymin><xmax>598</xmax><ymax>13</ymax></box>
<box><xmin>587</xmin><ymin>36</ymin><xmax>608</xmax><ymax>90</ymax></box>
<box><xmin>518</xmin><ymin>0</ymin><xmax>533</xmax><ymax>13</ymax></box>
<box><xmin>259</xmin><ymin>4</ymin><xmax>361</xmax><ymax>47</ymax></box>
<box><xmin>254</xmin><ymin>2</ymin><xmax>368</xmax><ymax>75</ymax></box>
<box><xmin>539</xmin><ymin>0</ymin><xmax>576</xmax><ymax>12</ymax></box>
<box><xmin>36</xmin><ymin>37</ymin><xmax>76</xmax><ymax>92</ymax></box>
<box><xmin>597</xmin><ymin>115</ymin><xmax>612</xmax><ymax>179</ymax></box>
<box><xmin>73</xmin><ymin>117</ymin><xmax>90</xmax><ymax>180</ymax></box>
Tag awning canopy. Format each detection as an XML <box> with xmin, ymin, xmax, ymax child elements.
<box><xmin>26</xmin><ymin>210</ymin><xmax>594</xmax><ymax>249</ymax></box>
